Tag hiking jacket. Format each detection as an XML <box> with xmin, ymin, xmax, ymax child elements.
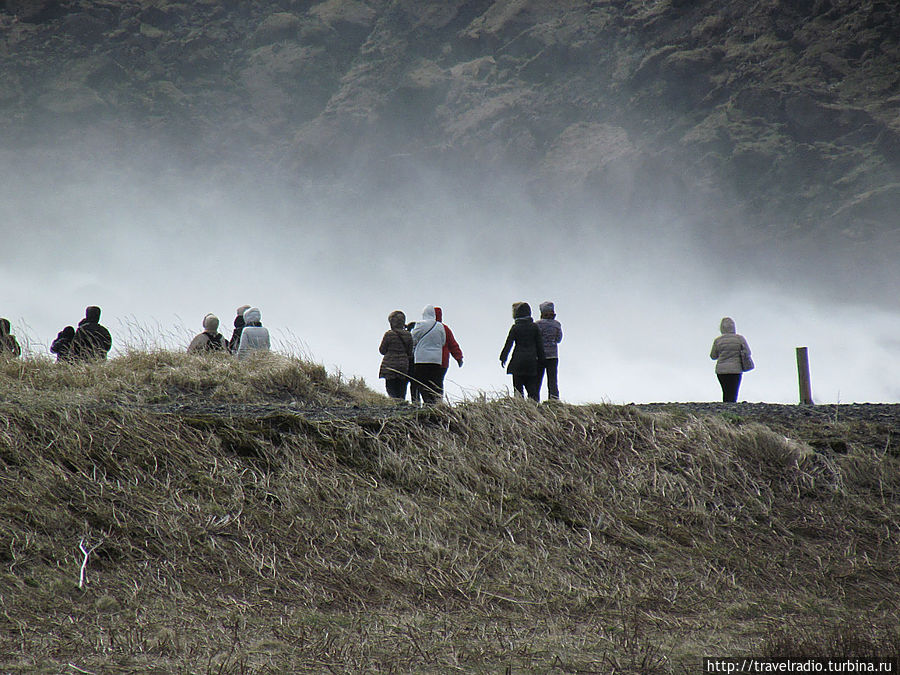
<box><xmin>434</xmin><ymin>307</ymin><xmax>463</xmax><ymax>368</ymax></box>
<box><xmin>71</xmin><ymin>318</ymin><xmax>112</xmax><ymax>361</ymax></box>
<box><xmin>535</xmin><ymin>318</ymin><xmax>563</xmax><ymax>359</ymax></box>
<box><xmin>0</xmin><ymin>319</ymin><xmax>21</xmax><ymax>357</ymax></box>
<box><xmin>379</xmin><ymin>313</ymin><xmax>413</xmax><ymax>379</ymax></box>
<box><xmin>188</xmin><ymin>331</ymin><xmax>227</xmax><ymax>353</ymax></box>
<box><xmin>51</xmin><ymin>326</ymin><xmax>75</xmax><ymax>362</ymax></box>
<box><xmin>500</xmin><ymin>307</ymin><xmax>546</xmax><ymax>377</ymax></box>
<box><xmin>236</xmin><ymin>308</ymin><xmax>270</xmax><ymax>359</ymax></box>
<box><xmin>710</xmin><ymin>317</ymin><xmax>751</xmax><ymax>375</ymax></box>
<box><xmin>411</xmin><ymin>306</ymin><xmax>446</xmax><ymax>365</ymax></box>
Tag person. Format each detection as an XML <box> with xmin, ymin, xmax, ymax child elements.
<box><xmin>433</xmin><ymin>307</ymin><xmax>463</xmax><ymax>396</ymax></box>
<box><xmin>0</xmin><ymin>318</ymin><xmax>21</xmax><ymax>358</ymax></box>
<box><xmin>236</xmin><ymin>307</ymin><xmax>270</xmax><ymax>359</ymax></box>
<box><xmin>710</xmin><ymin>316</ymin><xmax>753</xmax><ymax>403</ymax></box>
<box><xmin>71</xmin><ymin>306</ymin><xmax>112</xmax><ymax>361</ymax></box>
<box><xmin>378</xmin><ymin>310</ymin><xmax>413</xmax><ymax>399</ymax></box>
<box><xmin>410</xmin><ymin>305</ymin><xmax>446</xmax><ymax>404</ymax></box>
<box><xmin>187</xmin><ymin>313</ymin><xmax>228</xmax><ymax>353</ymax></box>
<box><xmin>50</xmin><ymin>326</ymin><xmax>75</xmax><ymax>362</ymax></box>
<box><xmin>535</xmin><ymin>301</ymin><xmax>563</xmax><ymax>400</ymax></box>
<box><xmin>228</xmin><ymin>305</ymin><xmax>251</xmax><ymax>354</ymax></box>
<box><xmin>500</xmin><ymin>302</ymin><xmax>545</xmax><ymax>401</ymax></box>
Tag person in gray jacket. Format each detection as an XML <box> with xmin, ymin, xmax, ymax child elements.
<box><xmin>236</xmin><ymin>307</ymin><xmax>270</xmax><ymax>359</ymax></box>
<box><xmin>710</xmin><ymin>317</ymin><xmax>752</xmax><ymax>402</ymax></box>
<box><xmin>535</xmin><ymin>301</ymin><xmax>563</xmax><ymax>400</ymax></box>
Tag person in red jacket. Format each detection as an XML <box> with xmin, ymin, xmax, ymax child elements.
<box><xmin>433</xmin><ymin>307</ymin><xmax>463</xmax><ymax>399</ymax></box>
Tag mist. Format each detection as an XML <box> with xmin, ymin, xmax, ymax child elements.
<box><xmin>3</xmin><ymin>147</ymin><xmax>899</xmax><ymax>406</ymax></box>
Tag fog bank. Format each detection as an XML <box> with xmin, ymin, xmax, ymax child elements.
<box><xmin>3</xmin><ymin>152</ymin><xmax>899</xmax><ymax>405</ymax></box>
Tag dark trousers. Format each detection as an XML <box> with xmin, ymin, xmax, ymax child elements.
<box><xmin>717</xmin><ymin>373</ymin><xmax>742</xmax><ymax>403</ymax></box>
<box><xmin>538</xmin><ymin>358</ymin><xmax>559</xmax><ymax>400</ymax></box>
<box><xmin>512</xmin><ymin>374</ymin><xmax>541</xmax><ymax>402</ymax></box>
<box><xmin>414</xmin><ymin>363</ymin><xmax>444</xmax><ymax>404</ymax></box>
<box><xmin>385</xmin><ymin>378</ymin><xmax>408</xmax><ymax>400</ymax></box>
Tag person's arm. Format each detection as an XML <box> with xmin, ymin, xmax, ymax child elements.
<box><xmin>710</xmin><ymin>338</ymin><xmax>719</xmax><ymax>360</ymax></box>
<box><xmin>535</xmin><ymin>325</ymin><xmax>545</xmax><ymax>362</ymax></box>
<box><xmin>556</xmin><ymin>323</ymin><xmax>563</xmax><ymax>344</ymax></box>
<box><xmin>188</xmin><ymin>333</ymin><xmax>207</xmax><ymax>353</ymax></box>
<box><xmin>379</xmin><ymin>331</ymin><xmax>391</xmax><ymax>355</ymax></box>
<box><xmin>500</xmin><ymin>327</ymin><xmax>515</xmax><ymax>365</ymax></box>
<box><xmin>445</xmin><ymin>326</ymin><xmax>463</xmax><ymax>365</ymax></box>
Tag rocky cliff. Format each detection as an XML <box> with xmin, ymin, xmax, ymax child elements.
<box><xmin>2</xmin><ymin>0</ymin><xmax>898</xmax><ymax>265</ymax></box>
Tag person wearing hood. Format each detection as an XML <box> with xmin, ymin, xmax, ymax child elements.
<box><xmin>379</xmin><ymin>310</ymin><xmax>413</xmax><ymax>399</ymax></box>
<box><xmin>500</xmin><ymin>302</ymin><xmax>545</xmax><ymax>401</ymax></box>
<box><xmin>236</xmin><ymin>307</ymin><xmax>270</xmax><ymax>359</ymax></box>
<box><xmin>188</xmin><ymin>313</ymin><xmax>228</xmax><ymax>353</ymax></box>
<box><xmin>0</xmin><ymin>318</ymin><xmax>21</xmax><ymax>358</ymax></box>
<box><xmin>433</xmin><ymin>306</ymin><xmax>463</xmax><ymax>396</ymax></box>
<box><xmin>71</xmin><ymin>306</ymin><xmax>112</xmax><ymax>361</ymax></box>
<box><xmin>50</xmin><ymin>326</ymin><xmax>75</xmax><ymax>362</ymax></box>
<box><xmin>410</xmin><ymin>305</ymin><xmax>446</xmax><ymax>404</ymax></box>
<box><xmin>228</xmin><ymin>304</ymin><xmax>251</xmax><ymax>354</ymax></box>
<box><xmin>535</xmin><ymin>301</ymin><xmax>563</xmax><ymax>400</ymax></box>
<box><xmin>710</xmin><ymin>316</ymin><xmax>753</xmax><ymax>403</ymax></box>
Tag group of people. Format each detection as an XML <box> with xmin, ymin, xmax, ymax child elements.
<box><xmin>1</xmin><ymin>302</ymin><xmax>753</xmax><ymax>405</ymax></box>
<box><xmin>47</xmin><ymin>306</ymin><xmax>113</xmax><ymax>362</ymax></box>
<box><xmin>378</xmin><ymin>301</ymin><xmax>564</xmax><ymax>404</ymax></box>
<box><xmin>186</xmin><ymin>305</ymin><xmax>270</xmax><ymax>359</ymax></box>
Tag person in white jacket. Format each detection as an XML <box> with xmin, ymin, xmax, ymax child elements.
<box><xmin>411</xmin><ymin>305</ymin><xmax>446</xmax><ymax>404</ymax></box>
<box><xmin>236</xmin><ymin>307</ymin><xmax>271</xmax><ymax>359</ymax></box>
<box><xmin>710</xmin><ymin>317</ymin><xmax>752</xmax><ymax>402</ymax></box>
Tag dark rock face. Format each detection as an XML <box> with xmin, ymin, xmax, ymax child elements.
<box><xmin>1</xmin><ymin>0</ymin><xmax>898</xmax><ymax>256</ymax></box>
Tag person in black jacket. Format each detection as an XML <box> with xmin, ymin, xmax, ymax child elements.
<box><xmin>0</xmin><ymin>318</ymin><xmax>22</xmax><ymax>358</ymax></box>
<box><xmin>228</xmin><ymin>305</ymin><xmax>251</xmax><ymax>354</ymax></box>
<box><xmin>50</xmin><ymin>326</ymin><xmax>76</xmax><ymax>362</ymax></box>
<box><xmin>499</xmin><ymin>302</ymin><xmax>545</xmax><ymax>401</ymax></box>
<box><xmin>71</xmin><ymin>306</ymin><xmax>112</xmax><ymax>361</ymax></box>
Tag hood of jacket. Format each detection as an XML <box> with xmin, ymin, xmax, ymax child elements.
<box><xmin>433</xmin><ymin>307</ymin><xmax>443</xmax><ymax>322</ymax></box>
<box><xmin>203</xmin><ymin>313</ymin><xmax>220</xmax><ymax>332</ymax></box>
<box><xmin>243</xmin><ymin>307</ymin><xmax>262</xmax><ymax>325</ymax></box>
<box><xmin>420</xmin><ymin>305</ymin><xmax>436</xmax><ymax>323</ymax></box>
<box><xmin>85</xmin><ymin>306</ymin><xmax>101</xmax><ymax>323</ymax></box>
<box><xmin>388</xmin><ymin>310</ymin><xmax>406</xmax><ymax>331</ymax></box>
<box><xmin>720</xmin><ymin>317</ymin><xmax>736</xmax><ymax>334</ymax></box>
<box><xmin>514</xmin><ymin>302</ymin><xmax>532</xmax><ymax>320</ymax></box>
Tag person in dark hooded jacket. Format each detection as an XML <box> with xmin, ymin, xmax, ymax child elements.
<box><xmin>0</xmin><ymin>318</ymin><xmax>22</xmax><ymax>358</ymax></box>
<box><xmin>499</xmin><ymin>302</ymin><xmax>545</xmax><ymax>401</ymax></box>
<box><xmin>50</xmin><ymin>326</ymin><xmax>76</xmax><ymax>362</ymax></box>
<box><xmin>379</xmin><ymin>310</ymin><xmax>413</xmax><ymax>399</ymax></box>
<box><xmin>71</xmin><ymin>306</ymin><xmax>112</xmax><ymax>361</ymax></box>
<box><xmin>228</xmin><ymin>305</ymin><xmax>251</xmax><ymax>354</ymax></box>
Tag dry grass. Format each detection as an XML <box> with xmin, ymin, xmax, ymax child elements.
<box><xmin>1</xmin><ymin>354</ymin><xmax>898</xmax><ymax>672</ymax></box>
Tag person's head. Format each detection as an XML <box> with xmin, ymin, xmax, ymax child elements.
<box><xmin>421</xmin><ymin>305</ymin><xmax>436</xmax><ymax>321</ymax></box>
<box><xmin>388</xmin><ymin>310</ymin><xmax>406</xmax><ymax>330</ymax></box>
<box><xmin>203</xmin><ymin>313</ymin><xmax>220</xmax><ymax>333</ymax></box>
<box><xmin>539</xmin><ymin>301</ymin><xmax>555</xmax><ymax>319</ymax></box>
<box><xmin>243</xmin><ymin>307</ymin><xmax>262</xmax><ymax>325</ymax></box>
<box><xmin>60</xmin><ymin>326</ymin><xmax>75</xmax><ymax>339</ymax></box>
<box><xmin>236</xmin><ymin>305</ymin><xmax>251</xmax><ymax>318</ymax></box>
<box><xmin>433</xmin><ymin>306</ymin><xmax>443</xmax><ymax>322</ymax></box>
<box><xmin>513</xmin><ymin>302</ymin><xmax>532</xmax><ymax>319</ymax></box>
<box><xmin>85</xmin><ymin>306</ymin><xmax>101</xmax><ymax>323</ymax></box>
<box><xmin>720</xmin><ymin>317</ymin><xmax>736</xmax><ymax>334</ymax></box>
<box><xmin>0</xmin><ymin>318</ymin><xmax>10</xmax><ymax>336</ymax></box>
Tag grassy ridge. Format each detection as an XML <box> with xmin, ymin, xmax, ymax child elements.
<box><xmin>1</xmin><ymin>353</ymin><xmax>898</xmax><ymax>673</ymax></box>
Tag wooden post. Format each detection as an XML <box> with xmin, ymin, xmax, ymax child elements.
<box><xmin>796</xmin><ymin>347</ymin><xmax>813</xmax><ymax>405</ymax></box>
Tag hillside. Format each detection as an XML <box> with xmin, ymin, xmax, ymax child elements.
<box><xmin>1</xmin><ymin>352</ymin><xmax>898</xmax><ymax>672</ymax></box>
<box><xmin>1</xmin><ymin>0</ymin><xmax>899</xmax><ymax>280</ymax></box>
